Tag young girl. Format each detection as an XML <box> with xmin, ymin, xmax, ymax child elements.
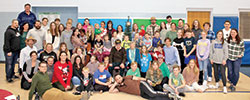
<box><xmin>192</xmin><ymin>20</ymin><xmax>203</xmax><ymax>41</ymax></box>
<box><xmin>146</xmin><ymin>61</ymin><xmax>163</xmax><ymax>91</ymax></box>
<box><xmin>52</xmin><ymin>51</ymin><xmax>73</xmax><ymax>91</ymax></box>
<box><xmin>72</xmin><ymin>56</ymin><xmax>84</xmax><ymax>86</ymax></box>
<box><xmin>152</xmin><ymin>44</ymin><xmax>165</xmax><ymax>61</ymax></box>
<box><xmin>183</xmin><ymin>30</ymin><xmax>197</xmax><ymax>65</ymax></box>
<box><xmin>86</xmin><ymin>55</ymin><xmax>100</xmax><ymax>75</ymax></box>
<box><xmin>139</xmin><ymin>25</ymin><xmax>145</xmax><ymax>38</ymax></box>
<box><xmin>71</xmin><ymin>47</ymin><xmax>86</xmax><ymax>65</ymax></box>
<box><xmin>126</xmin><ymin>61</ymin><xmax>141</xmax><ymax>77</ymax></box>
<box><xmin>103</xmin><ymin>35</ymin><xmax>112</xmax><ymax>57</ymax></box>
<box><xmin>196</xmin><ymin>31</ymin><xmax>210</xmax><ymax>86</ymax></box>
<box><xmin>121</xmin><ymin>35</ymin><xmax>131</xmax><ymax>50</ymax></box>
<box><xmin>100</xmin><ymin>21</ymin><xmax>107</xmax><ymax>38</ymax></box>
<box><xmin>94</xmin><ymin>34</ymin><xmax>104</xmax><ymax>62</ymax></box>
<box><xmin>210</xmin><ymin>30</ymin><xmax>228</xmax><ymax>93</ymax></box>
<box><xmin>160</xmin><ymin>22</ymin><xmax>168</xmax><ymax>43</ymax></box>
<box><xmin>226</xmin><ymin>29</ymin><xmax>244</xmax><ymax>92</ymax></box>
<box><xmin>133</xmin><ymin>33</ymin><xmax>143</xmax><ymax>48</ymax></box>
<box><xmin>132</xmin><ymin>23</ymin><xmax>139</xmax><ymax>39</ymax></box>
<box><xmin>173</xmin><ymin>29</ymin><xmax>185</xmax><ymax>72</ymax></box>
<box><xmin>117</xmin><ymin>25</ymin><xmax>124</xmax><ymax>41</ymax></box>
<box><xmin>163</xmin><ymin>65</ymin><xmax>186</xmax><ymax>97</ymax></box>
<box><xmin>57</xmin><ymin>42</ymin><xmax>71</xmax><ymax>60</ymax></box>
<box><xmin>183</xmin><ymin>59</ymin><xmax>207</xmax><ymax>93</ymax></box>
<box><xmin>71</xmin><ymin>28</ymin><xmax>84</xmax><ymax>48</ymax></box>
<box><xmin>111</xmin><ymin>32</ymin><xmax>119</xmax><ymax>47</ymax></box>
<box><xmin>94</xmin><ymin>23</ymin><xmax>102</xmax><ymax>35</ymax></box>
<box><xmin>86</xmin><ymin>25</ymin><xmax>95</xmax><ymax>48</ymax></box>
<box><xmin>152</xmin><ymin>32</ymin><xmax>162</xmax><ymax>49</ymax></box>
<box><xmin>139</xmin><ymin>45</ymin><xmax>152</xmax><ymax>77</ymax></box>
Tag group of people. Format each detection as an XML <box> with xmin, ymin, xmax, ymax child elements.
<box><xmin>3</xmin><ymin>3</ymin><xmax>245</xmax><ymax>100</ymax></box>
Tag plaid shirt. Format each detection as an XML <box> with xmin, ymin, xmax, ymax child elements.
<box><xmin>199</xmin><ymin>30</ymin><xmax>216</xmax><ymax>41</ymax></box>
<box><xmin>146</xmin><ymin>24</ymin><xmax>160</xmax><ymax>36</ymax></box>
<box><xmin>227</xmin><ymin>39</ymin><xmax>245</xmax><ymax>61</ymax></box>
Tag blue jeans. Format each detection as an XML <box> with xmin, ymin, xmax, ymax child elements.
<box><xmin>198</xmin><ymin>58</ymin><xmax>208</xmax><ymax>80</ymax></box>
<box><xmin>207</xmin><ymin>60</ymin><xmax>212</xmax><ymax>77</ymax></box>
<box><xmin>72</xmin><ymin>76</ymin><xmax>81</xmax><ymax>86</ymax></box>
<box><xmin>227</xmin><ymin>58</ymin><xmax>242</xmax><ymax>86</ymax></box>
<box><xmin>4</xmin><ymin>51</ymin><xmax>19</xmax><ymax>79</ymax></box>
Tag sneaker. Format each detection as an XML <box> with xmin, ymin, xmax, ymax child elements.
<box><xmin>208</xmin><ymin>77</ymin><xmax>212</xmax><ymax>82</ymax></box>
<box><xmin>73</xmin><ymin>92</ymin><xmax>81</xmax><ymax>95</ymax></box>
<box><xmin>231</xmin><ymin>86</ymin><xmax>236</xmax><ymax>92</ymax></box>
<box><xmin>229</xmin><ymin>84</ymin><xmax>233</xmax><ymax>90</ymax></box>
<box><xmin>223</xmin><ymin>86</ymin><xmax>227</xmax><ymax>94</ymax></box>
<box><xmin>203</xmin><ymin>80</ymin><xmax>207</xmax><ymax>86</ymax></box>
<box><xmin>179</xmin><ymin>93</ymin><xmax>185</xmax><ymax>97</ymax></box>
<box><xmin>7</xmin><ymin>78</ymin><xmax>13</xmax><ymax>83</ymax></box>
<box><xmin>13</xmin><ymin>75</ymin><xmax>19</xmax><ymax>79</ymax></box>
<box><xmin>215</xmin><ymin>82</ymin><xmax>220</xmax><ymax>88</ymax></box>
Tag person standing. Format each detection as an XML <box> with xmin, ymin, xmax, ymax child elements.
<box><xmin>3</xmin><ymin>19</ymin><xmax>21</xmax><ymax>82</ymax></box>
<box><xmin>166</xmin><ymin>15</ymin><xmax>172</xmax><ymax>31</ymax></box>
<box><xmin>17</xmin><ymin>3</ymin><xmax>36</xmax><ymax>30</ymax></box>
<box><xmin>146</xmin><ymin>17</ymin><xmax>160</xmax><ymax>37</ymax></box>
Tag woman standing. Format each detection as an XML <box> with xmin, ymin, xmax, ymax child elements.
<box><xmin>46</xmin><ymin>22</ymin><xmax>60</xmax><ymax>52</ymax></box>
<box><xmin>226</xmin><ymin>28</ymin><xmax>244</xmax><ymax>92</ymax></box>
<box><xmin>160</xmin><ymin>22</ymin><xmax>168</xmax><ymax>43</ymax></box>
<box><xmin>210</xmin><ymin>30</ymin><xmax>228</xmax><ymax>93</ymax></box>
<box><xmin>20</xmin><ymin>22</ymin><xmax>29</xmax><ymax>49</ymax></box>
<box><xmin>21</xmin><ymin>51</ymin><xmax>40</xmax><ymax>90</ymax></box>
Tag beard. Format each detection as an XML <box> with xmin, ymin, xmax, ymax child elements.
<box><xmin>35</xmin><ymin>26</ymin><xmax>41</xmax><ymax>30</ymax></box>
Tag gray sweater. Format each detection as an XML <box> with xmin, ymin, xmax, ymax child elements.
<box><xmin>60</xmin><ymin>30</ymin><xmax>74</xmax><ymax>50</ymax></box>
<box><xmin>22</xmin><ymin>59</ymin><xmax>40</xmax><ymax>80</ymax></box>
<box><xmin>209</xmin><ymin>39</ymin><xmax>228</xmax><ymax>64</ymax></box>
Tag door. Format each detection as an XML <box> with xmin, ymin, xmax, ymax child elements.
<box><xmin>187</xmin><ymin>11</ymin><xmax>211</xmax><ymax>29</ymax></box>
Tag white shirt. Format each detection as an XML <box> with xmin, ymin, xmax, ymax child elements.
<box><xmin>222</xmin><ymin>28</ymin><xmax>231</xmax><ymax>40</ymax></box>
<box><xmin>117</xmin><ymin>32</ymin><xmax>124</xmax><ymax>41</ymax></box>
<box><xmin>41</xmin><ymin>25</ymin><xmax>49</xmax><ymax>32</ymax></box>
<box><xmin>45</xmin><ymin>31</ymin><xmax>60</xmax><ymax>52</ymax></box>
<box><xmin>166</xmin><ymin>23</ymin><xmax>172</xmax><ymax>31</ymax></box>
<box><xmin>19</xmin><ymin>45</ymin><xmax>37</xmax><ymax>69</ymax></box>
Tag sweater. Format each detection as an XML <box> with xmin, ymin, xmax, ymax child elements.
<box><xmin>39</xmin><ymin>51</ymin><xmax>57</xmax><ymax>62</ymax></box>
<box><xmin>22</xmin><ymin>59</ymin><xmax>40</xmax><ymax>81</ymax></box>
<box><xmin>152</xmin><ymin>37</ymin><xmax>162</xmax><ymax>47</ymax></box>
<box><xmin>126</xmin><ymin>48</ymin><xmax>140</xmax><ymax>64</ymax></box>
<box><xmin>3</xmin><ymin>26</ymin><xmax>21</xmax><ymax>53</ymax></box>
<box><xmin>196</xmin><ymin>39</ymin><xmax>210</xmax><ymax>60</ymax></box>
<box><xmin>210</xmin><ymin>39</ymin><xmax>228</xmax><ymax>64</ymax></box>
<box><xmin>61</xmin><ymin>30</ymin><xmax>74</xmax><ymax>50</ymax></box>
<box><xmin>52</xmin><ymin>61</ymin><xmax>73</xmax><ymax>88</ymax></box>
<box><xmin>182</xmin><ymin>67</ymin><xmax>199</xmax><ymax>85</ymax></box>
<box><xmin>29</xmin><ymin>71</ymin><xmax>53</xmax><ymax>100</ymax></box>
<box><xmin>166</xmin><ymin>31</ymin><xmax>177</xmax><ymax>43</ymax></box>
<box><xmin>163</xmin><ymin>46</ymin><xmax>181</xmax><ymax>66</ymax></box>
<box><xmin>45</xmin><ymin>32</ymin><xmax>60</xmax><ymax>52</ymax></box>
<box><xmin>159</xmin><ymin>62</ymin><xmax>170</xmax><ymax>78</ymax></box>
<box><xmin>109</xmin><ymin>47</ymin><xmax>127</xmax><ymax>64</ymax></box>
<box><xmin>17</xmin><ymin>11</ymin><xmax>37</xmax><ymax>29</ymax></box>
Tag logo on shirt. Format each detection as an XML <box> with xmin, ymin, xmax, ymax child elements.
<box><xmin>99</xmin><ymin>75</ymin><xmax>107</xmax><ymax>79</ymax></box>
<box><xmin>186</xmin><ymin>41</ymin><xmax>192</xmax><ymax>46</ymax></box>
<box><xmin>214</xmin><ymin>43</ymin><xmax>223</xmax><ymax>49</ymax></box>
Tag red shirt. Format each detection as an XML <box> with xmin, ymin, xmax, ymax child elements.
<box><xmin>152</xmin><ymin>50</ymin><xmax>165</xmax><ymax>61</ymax></box>
<box><xmin>139</xmin><ymin>30</ymin><xmax>145</xmax><ymax>37</ymax></box>
<box><xmin>52</xmin><ymin>61</ymin><xmax>73</xmax><ymax>88</ymax></box>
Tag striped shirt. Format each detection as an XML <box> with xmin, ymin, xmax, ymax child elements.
<box><xmin>227</xmin><ymin>39</ymin><xmax>245</xmax><ymax>61</ymax></box>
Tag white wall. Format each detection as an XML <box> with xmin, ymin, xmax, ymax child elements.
<box><xmin>1</xmin><ymin>0</ymin><xmax>250</xmax><ymax>15</ymax></box>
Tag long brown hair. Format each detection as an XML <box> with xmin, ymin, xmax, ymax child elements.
<box><xmin>59</xmin><ymin>42</ymin><xmax>69</xmax><ymax>53</ymax></box>
<box><xmin>216</xmin><ymin>30</ymin><xmax>224</xmax><ymax>45</ymax></box>
<box><xmin>227</xmin><ymin>28</ymin><xmax>241</xmax><ymax>44</ymax></box>
<box><xmin>192</xmin><ymin>19</ymin><xmax>201</xmax><ymax>30</ymax></box>
<box><xmin>49</xmin><ymin>22</ymin><xmax>59</xmax><ymax>36</ymax></box>
<box><xmin>186</xmin><ymin>59</ymin><xmax>199</xmax><ymax>75</ymax></box>
<box><xmin>132</xmin><ymin>23</ymin><xmax>138</xmax><ymax>32</ymax></box>
<box><xmin>148</xmin><ymin>61</ymin><xmax>162</xmax><ymax>79</ymax></box>
<box><xmin>140</xmin><ymin>45</ymin><xmax>149</xmax><ymax>58</ymax></box>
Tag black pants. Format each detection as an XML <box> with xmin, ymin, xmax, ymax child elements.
<box><xmin>141</xmin><ymin>72</ymin><xmax>146</xmax><ymax>78</ymax></box>
<box><xmin>178</xmin><ymin>50</ymin><xmax>186</xmax><ymax>73</ymax></box>
<box><xmin>94</xmin><ymin>84</ymin><xmax>109</xmax><ymax>92</ymax></box>
<box><xmin>108</xmin><ymin>62</ymin><xmax>125</xmax><ymax>77</ymax></box>
<box><xmin>213</xmin><ymin>63</ymin><xmax>226</xmax><ymax>86</ymax></box>
<box><xmin>76</xmin><ymin>83</ymin><xmax>94</xmax><ymax>92</ymax></box>
<box><xmin>140</xmin><ymin>81</ymin><xmax>170</xmax><ymax>100</ymax></box>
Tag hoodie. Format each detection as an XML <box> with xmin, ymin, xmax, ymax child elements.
<box><xmin>3</xmin><ymin>26</ymin><xmax>21</xmax><ymax>53</ymax></box>
<box><xmin>209</xmin><ymin>39</ymin><xmax>228</xmax><ymax>64</ymax></box>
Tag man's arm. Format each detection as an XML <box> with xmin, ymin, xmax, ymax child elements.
<box><xmin>132</xmin><ymin>76</ymin><xmax>146</xmax><ymax>81</ymax></box>
<box><xmin>29</xmin><ymin>74</ymin><xmax>38</xmax><ymax>100</ymax></box>
<box><xmin>109</xmin><ymin>82</ymin><xmax>119</xmax><ymax>93</ymax></box>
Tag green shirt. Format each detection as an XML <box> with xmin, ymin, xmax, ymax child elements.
<box><xmin>159</xmin><ymin>62</ymin><xmax>170</xmax><ymax>78</ymax></box>
<box><xmin>126</xmin><ymin>68</ymin><xmax>141</xmax><ymax>77</ymax></box>
<box><xmin>20</xmin><ymin>31</ymin><xmax>28</xmax><ymax>49</ymax></box>
<box><xmin>166</xmin><ymin>31</ymin><xmax>177</xmax><ymax>44</ymax></box>
<box><xmin>95</xmin><ymin>29</ymin><xmax>102</xmax><ymax>35</ymax></box>
<box><xmin>29</xmin><ymin>71</ymin><xmax>53</xmax><ymax>100</ymax></box>
<box><xmin>169</xmin><ymin>73</ymin><xmax>184</xmax><ymax>87</ymax></box>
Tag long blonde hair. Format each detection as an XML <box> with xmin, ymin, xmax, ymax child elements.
<box><xmin>148</xmin><ymin>61</ymin><xmax>161</xmax><ymax>79</ymax></box>
<box><xmin>186</xmin><ymin>59</ymin><xmax>199</xmax><ymax>75</ymax></box>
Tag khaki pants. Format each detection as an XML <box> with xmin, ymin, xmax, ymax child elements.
<box><xmin>42</xmin><ymin>88</ymin><xmax>82</xmax><ymax>100</ymax></box>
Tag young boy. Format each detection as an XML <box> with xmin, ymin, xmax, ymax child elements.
<box><xmin>183</xmin><ymin>30</ymin><xmax>197</xmax><ymax>64</ymax></box>
<box><xmin>143</xmin><ymin>33</ymin><xmax>153</xmax><ymax>51</ymax></box>
<box><xmin>94</xmin><ymin>23</ymin><xmax>102</xmax><ymax>35</ymax></box>
<box><xmin>139</xmin><ymin>25</ymin><xmax>145</xmax><ymax>37</ymax></box>
<box><xmin>94</xmin><ymin>35</ymin><xmax>104</xmax><ymax>62</ymax></box>
<box><xmin>126</xmin><ymin>62</ymin><xmax>141</xmax><ymax>77</ymax></box>
<box><xmin>74</xmin><ymin>67</ymin><xmax>94</xmax><ymax>95</ymax></box>
<box><xmin>93</xmin><ymin>63</ymin><xmax>112</xmax><ymax>92</ymax></box>
<box><xmin>152</xmin><ymin>31</ymin><xmax>162</xmax><ymax>49</ymax></box>
<box><xmin>121</xmin><ymin>35</ymin><xmax>131</xmax><ymax>50</ymax></box>
<box><xmin>163</xmin><ymin>65</ymin><xmax>186</xmax><ymax>97</ymax></box>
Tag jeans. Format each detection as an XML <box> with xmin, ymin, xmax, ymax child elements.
<box><xmin>72</xmin><ymin>76</ymin><xmax>81</xmax><ymax>86</ymax></box>
<box><xmin>207</xmin><ymin>60</ymin><xmax>212</xmax><ymax>77</ymax></box>
<box><xmin>198</xmin><ymin>58</ymin><xmax>208</xmax><ymax>80</ymax></box>
<box><xmin>227</xmin><ymin>58</ymin><xmax>242</xmax><ymax>86</ymax></box>
<box><xmin>4</xmin><ymin>51</ymin><xmax>19</xmax><ymax>79</ymax></box>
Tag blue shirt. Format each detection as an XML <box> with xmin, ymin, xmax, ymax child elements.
<box><xmin>17</xmin><ymin>11</ymin><xmax>37</xmax><ymax>29</ymax></box>
<box><xmin>143</xmin><ymin>38</ymin><xmax>152</xmax><ymax>48</ymax></box>
<box><xmin>139</xmin><ymin>53</ymin><xmax>152</xmax><ymax>72</ymax></box>
<box><xmin>163</xmin><ymin>46</ymin><xmax>181</xmax><ymax>66</ymax></box>
<box><xmin>93</xmin><ymin>70</ymin><xmax>111</xmax><ymax>84</ymax></box>
<box><xmin>184</xmin><ymin>37</ymin><xmax>197</xmax><ymax>55</ymax></box>
<box><xmin>152</xmin><ymin>37</ymin><xmax>162</xmax><ymax>47</ymax></box>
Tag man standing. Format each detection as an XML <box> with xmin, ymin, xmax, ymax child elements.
<box><xmin>41</xmin><ymin>17</ymin><xmax>49</xmax><ymax>31</ymax></box>
<box><xmin>166</xmin><ymin>15</ymin><xmax>172</xmax><ymax>31</ymax></box>
<box><xmin>3</xmin><ymin>19</ymin><xmax>21</xmax><ymax>82</ymax></box>
<box><xmin>146</xmin><ymin>17</ymin><xmax>160</xmax><ymax>37</ymax></box>
<box><xmin>176</xmin><ymin>19</ymin><xmax>184</xmax><ymax>30</ymax></box>
<box><xmin>222</xmin><ymin>20</ymin><xmax>231</xmax><ymax>40</ymax></box>
<box><xmin>19</xmin><ymin>36</ymin><xmax>37</xmax><ymax>73</ymax></box>
<box><xmin>109</xmin><ymin>39</ymin><xmax>126</xmax><ymax>76</ymax></box>
<box><xmin>163</xmin><ymin>38</ymin><xmax>181</xmax><ymax>72</ymax></box>
<box><xmin>17</xmin><ymin>3</ymin><xmax>36</xmax><ymax>30</ymax></box>
<box><xmin>26</xmin><ymin>20</ymin><xmax>46</xmax><ymax>53</ymax></box>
